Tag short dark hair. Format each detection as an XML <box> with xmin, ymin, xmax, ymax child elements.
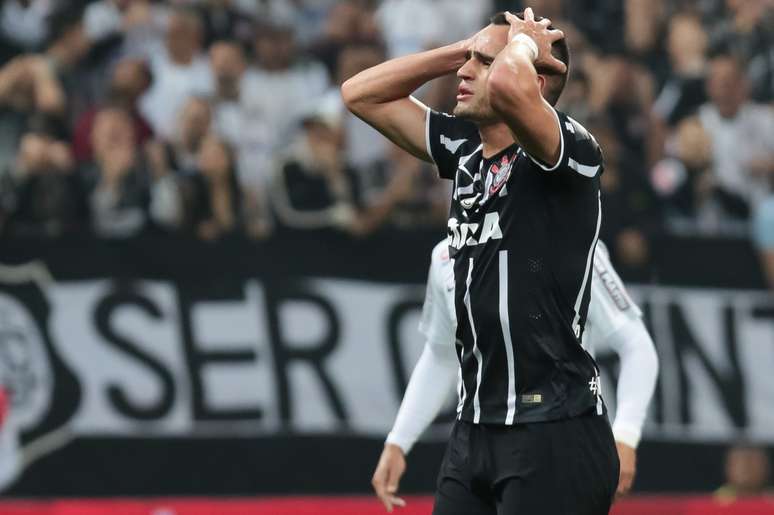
<box><xmin>490</xmin><ymin>11</ymin><xmax>570</xmax><ymax>106</ymax></box>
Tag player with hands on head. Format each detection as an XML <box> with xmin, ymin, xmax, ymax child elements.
<box><xmin>348</xmin><ymin>5</ymin><xmax>620</xmax><ymax>514</ymax></box>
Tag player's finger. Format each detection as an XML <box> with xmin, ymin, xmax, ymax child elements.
<box><xmin>386</xmin><ymin>468</ymin><xmax>401</xmax><ymax>495</ymax></box>
<box><xmin>616</xmin><ymin>473</ymin><xmax>633</xmax><ymax>496</ymax></box>
<box><xmin>505</xmin><ymin>11</ymin><xmax>520</xmax><ymax>26</ymax></box>
<box><xmin>524</xmin><ymin>7</ymin><xmax>535</xmax><ymax>21</ymax></box>
<box><xmin>390</xmin><ymin>496</ymin><xmax>406</xmax><ymax>508</ymax></box>
<box><xmin>539</xmin><ymin>17</ymin><xmax>552</xmax><ymax>27</ymax></box>
<box><xmin>543</xmin><ymin>57</ymin><xmax>567</xmax><ymax>75</ymax></box>
<box><xmin>549</xmin><ymin>29</ymin><xmax>565</xmax><ymax>41</ymax></box>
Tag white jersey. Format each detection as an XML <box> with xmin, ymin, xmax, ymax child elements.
<box><xmin>420</xmin><ymin>240</ymin><xmax>641</xmax><ymax>359</ymax></box>
<box><xmin>393</xmin><ymin>240</ymin><xmax>657</xmax><ymax>450</ymax></box>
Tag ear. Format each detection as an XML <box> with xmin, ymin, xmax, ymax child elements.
<box><xmin>537</xmin><ymin>75</ymin><xmax>547</xmax><ymax>95</ymax></box>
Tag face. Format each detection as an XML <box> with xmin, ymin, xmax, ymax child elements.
<box><xmin>454</xmin><ymin>25</ymin><xmax>509</xmax><ymax>122</ymax></box>
<box><xmin>707</xmin><ymin>57</ymin><xmax>747</xmax><ymax>118</ymax></box>
<box><xmin>166</xmin><ymin>13</ymin><xmax>201</xmax><ymax>62</ymax></box>
<box><xmin>111</xmin><ymin>59</ymin><xmax>150</xmax><ymax>99</ymax></box>
<box><xmin>254</xmin><ymin>29</ymin><xmax>295</xmax><ymax>71</ymax></box>
<box><xmin>210</xmin><ymin>42</ymin><xmax>245</xmax><ymax>83</ymax></box>
<box><xmin>667</xmin><ymin>16</ymin><xmax>708</xmax><ymax>66</ymax></box>
<box><xmin>91</xmin><ymin>109</ymin><xmax>135</xmax><ymax>156</ymax></box>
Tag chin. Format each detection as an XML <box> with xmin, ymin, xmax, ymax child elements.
<box><xmin>453</xmin><ymin>103</ymin><xmax>474</xmax><ymax>119</ymax></box>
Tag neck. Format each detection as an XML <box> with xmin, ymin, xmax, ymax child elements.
<box><xmin>479</xmin><ymin>122</ymin><xmax>515</xmax><ymax>158</ymax></box>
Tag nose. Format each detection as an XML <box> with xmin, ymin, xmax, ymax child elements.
<box><xmin>457</xmin><ymin>58</ymin><xmax>474</xmax><ymax>80</ymax></box>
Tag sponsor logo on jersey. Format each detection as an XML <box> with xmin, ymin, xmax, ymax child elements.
<box><xmin>594</xmin><ymin>259</ymin><xmax>630</xmax><ymax>310</ymax></box>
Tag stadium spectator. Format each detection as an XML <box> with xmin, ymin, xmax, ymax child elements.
<box><xmin>72</xmin><ymin>58</ymin><xmax>154</xmax><ymax>164</ymax></box>
<box><xmin>591</xmin><ymin>118</ymin><xmax>661</xmax><ymax>273</ymax></box>
<box><xmin>139</xmin><ymin>6</ymin><xmax>213</xmax><ymax>139</ymax></box>
<box><xmin>584</xmin><ymin>53</ymin><xmax>655</xmax><ymax>164</ymax></box>
<box><xmin>709</xmin><ymin>0</ymin><xmax>774</xmax><ymax>103</ymax></box>
<box><xmin>715</xmin><ymin>444</ymin><xmax>773</xmax><ymax>500</ymax></box>
<box><xmin>308</xmin><ymin>0</ymin><xmax>380</xmax><ymax>75</ymax></box>
<box><xmin>166</xmin><ymin>96</ymin><xmax>212</xmax><ymax>175</ymax></box>
<box><xmin>650</xmin><ymin>12</ymin><xmax>710</xmax><ymax>165</ymax></box>
<box><xmin>271</xmin><ymin>106</ymin><xmax>412</xmax><ymax>235</ymax></box>
<box><xmin>179</xmin><ymin>133</ymin><xmax>241</xmax><ymax>240</ymax></box>
<box><xmin>240</xmin><ymin>20</ymin><xmax>328</xmax><ymax>188</ymax></box>
<box><xmin>0</xmin><ymin>116</ymin><xmax>86</xmax><ymax>236</ymax></box>
<box><xmin>653</xmin><ymin>116</ymin><xmax>750</xmax><ymax>231</ymax></box>
<box><xmin>270</xmin><ymin>107</ymin><xmax>361</xmax><ymax>232</ymax></box>
<box><xmin>208</xmin><ymin>40</ymin><xmax>248</xmax><ymax>160</ymax></box>
<box><xmin>698</xmin><ymin>54</ymin><xmax>774</xmax><ymax>206</ymax></box>
<box><xmin>319</xmin><ymin>43</ymin><xmax>390</xmax><ymax>201</ymax></box>
<box><xmin>83</xmin><ymin>107</ymin><xmax>180</xmax><ymax>237</ymax></box>
<box><xmin>0</xmin><ymin>7</ymin><xmax>89</xmax><ymax>169</ymax></box>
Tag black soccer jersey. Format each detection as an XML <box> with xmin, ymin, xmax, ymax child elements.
<box><xmin>427</xmin><ymin>107</ymin><xmax>605</xmax><ymax>425</ymax></box>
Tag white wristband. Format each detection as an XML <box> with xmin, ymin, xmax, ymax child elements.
<box><xmin>510</xmin><ymin>33</ymin><xmax>538</xmax><ymax>62</ymax></box>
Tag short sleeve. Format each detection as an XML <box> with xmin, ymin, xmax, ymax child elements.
<box><xmin>526</xmin><ymin>108</ymin><xmax>604</xmax><ymax>179</ymax></box>
<box><xmin>426</xmin><ymin>108</ymin><xmax>477</xmax><ymax>180</ymax></box>
<box><xmin>418</xmin><ymin>244</ymin><xmax>457</xmax><ymax>347</ymax></box>
<box><xmin>583</xmin><ymin>243</ymin><xmax>642</xmax><ymax>353</ymax></box>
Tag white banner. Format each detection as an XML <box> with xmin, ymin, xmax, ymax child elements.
<box><xmin>2</xmin><ymin>278</ymin><xmax>774</xmax><ymax>444</ymax></box>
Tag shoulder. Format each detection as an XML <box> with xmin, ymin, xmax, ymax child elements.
<box><xmin>428</xmin><ymin>110</ymin><xmax>478</xmax><ymax>148</ymax></box>
<box><xmin>430</xmin><ymin>239</ymin><xmax>451</xmax><ymax>267</ymax></box>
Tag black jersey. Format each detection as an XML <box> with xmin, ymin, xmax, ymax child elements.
<box><xmin>427</xmin><ymin>107</ymin><xmax>605</xmax><ymax>425</ymax></box>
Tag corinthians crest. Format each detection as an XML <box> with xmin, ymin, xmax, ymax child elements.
<box><xmin>0</xmin><ymin>262</ymin><xmax>79</xmax><ymax>492</ymax></box>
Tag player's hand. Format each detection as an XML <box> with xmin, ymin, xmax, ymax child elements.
<box><xmin>615</xmin><ymin>441</ymin><xmax>637</xmax><ymax>497</ymax></box>
<box><xmin>372</xmin><ymin>443</ymin><xmax>407</xmax><ymax>512</ymax></box>
<box><xmin>504</xmin><ymin>8</ymin><xmax>566</xmax><ymax>75</ymax></box>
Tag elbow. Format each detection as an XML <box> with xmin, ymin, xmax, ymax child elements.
<box><xmin>340</xmin><ymin>77</ymin><xmax>363</xmax><ymax>115</ymax></box>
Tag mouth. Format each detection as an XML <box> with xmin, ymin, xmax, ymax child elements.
<box><xmin>457</xmin><ymin>84</ymin><xmax>474</xmax><ymax>101</ymax></box>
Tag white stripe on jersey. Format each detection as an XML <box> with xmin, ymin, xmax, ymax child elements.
<box><xmin>498</xmin><ymin>251</ymin><xmax>517</xmax><ymax>425</ymax></box>
<box><xmin>568</xmin><ymin>157</ymin><xmax>601</xmax><ymax>178</ymax></box>
<box><xmin>572</xmin><ymin>191</ymin><xmax>602</xmax><ymax>338</ymax></box>
<box><xmin>464</xmin><ymin>258</ymin><xmax>483</xmax><ymax>423</ymax></box>
<box><xmin>456</xmin><ymin>342</ymin><xmax>465</xmax><ymax>416</ymax></box>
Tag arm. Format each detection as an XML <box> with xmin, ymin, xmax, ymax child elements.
<box><xmin>386</xmin><ymin>341</ymin><xmax>459</xmax><ymax>454</ymax></box>
<box><xmin>373</xmin><ymin>244</ymin><xmax>458</xmax><ymax>511</ymax></box>
<box><xmin>341</xmin><ymin>42</ymin><xmax>468</xmax><ymax>162</ymax></box>
<box><xmin>27</xmin><ymin>57</ymin><xmax>66</xmax><ymax>115</ymax></box>
<box><xmin>607</xmin><ymin>318</ymin><xmax>658</xmax><ymax>497</ymax></box>
<box><xmin>372</xmin><ymin>340</ymin><xmax>458</xmax><ymax>513</ymax></box>
<box><xmin>608</xmin><ymin>319</ymin><xmax>659</xmax><ymax>449</ymax></box>
<box><xmin>487</xmin><ymin>9</ymin><xmax>566</xmax><ymax>166</ymax></box>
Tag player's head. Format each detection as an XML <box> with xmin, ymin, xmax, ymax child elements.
<box><xmin>453</xmin><ymin>11</ymin><xmax>569</xmax><ymax>122</ymax></box>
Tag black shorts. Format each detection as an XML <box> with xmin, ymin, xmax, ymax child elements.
<box><xmin>432</xmin><ymin>411</ymin><xmax>619</xmax><ymax>515</ymax></box>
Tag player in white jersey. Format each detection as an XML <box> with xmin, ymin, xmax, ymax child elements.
<box><xmin>371</xmin><ymin>240</ymin><xmax>659</xmax><ymax>512</ymax></box>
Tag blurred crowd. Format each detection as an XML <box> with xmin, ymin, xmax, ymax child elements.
<box><xmin>0</xmin><ymin>0</ymin><xmax>772</xmax><ymax>279</ymax></box>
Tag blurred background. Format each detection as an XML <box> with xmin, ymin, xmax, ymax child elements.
<box><xmin>0</xmin><ymin>0</ymin><xmax>772</xmax><ymax>513</ymax></box>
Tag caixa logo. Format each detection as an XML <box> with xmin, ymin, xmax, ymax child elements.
<box><xmin>0</xmin><ymin>263</ymin><xmax>79</xmax><ymax>492</ymax></box>
<box><xmin>447</xmin><ymin>212</ymin><xmax>503</xmax><ymax>250</ymax></box>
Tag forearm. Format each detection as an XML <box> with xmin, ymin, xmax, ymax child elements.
<box><xmin>386</xmin><ymin>342</ymin><xmax>458</xmax><ymax>454</ymax></box>
<box><xmin>611</xmin><ymin>319</ymin><xmax>659</xmax><ymax>448</ymax></box>
<box><xmin>342</xmin><ymin>41</ymin><xmax>467</xmax><ymax>109</ymax></box>
<box><xmin>32</xmin><ymin>65</ymin><xmax>66</xmax><ymax>114</ymax></box>
<box><xmin>488</xmin><ymin>40</ymin><xmax>560</xmax><ymax>164</ymax></box>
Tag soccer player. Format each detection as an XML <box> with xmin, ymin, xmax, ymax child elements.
<box><xmin>343</xmin><ymin>7</ymin><xmax>618</xmax><ymax>513</ymax></box>
<box><xmin>371</xmin><ymin>240</ymin><xmax>659</xmax><ymax>512</ymax></box>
